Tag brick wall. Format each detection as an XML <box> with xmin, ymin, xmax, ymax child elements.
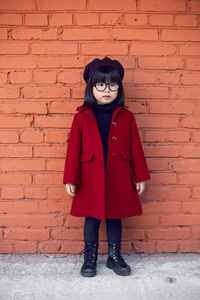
<box><xmin>0</xmin><ymin>0</ymin><xmax>200</xmax><ymax>254</ymax></box>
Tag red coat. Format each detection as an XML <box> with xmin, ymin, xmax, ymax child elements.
<box><xmin>63</xmin><ymin>104</ymin><xmax>150</xmax><ymax>220</ymax></box>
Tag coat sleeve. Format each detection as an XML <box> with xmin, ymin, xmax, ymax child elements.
<box><xmin>130</xmin><ymin>113</ymin><xmax>150</xmax><ymax>183</ymax></box>
<box><xmin>63</xmin><ymin>113</ymin><xmax>81</xmax><ymax>185</ymax></box>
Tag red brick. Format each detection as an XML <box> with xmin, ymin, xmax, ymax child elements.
<box><xmin>0</xmin><ymin>88</ymin><xmax>20</xmax><ymax>99</ymax></box>
<box><xmin>49</xmin><ymin>101</ymin><xmax>81</xmax><ymax>114</ymax></box>
<box><xmin>25</xmin><ymin>13</ymin><xmax>48</xmax><ymax>26</ymax></box>
<box><xmin>133</xmin><ymin>241</ymin><xmax>155</xmax><ymax>254</ymax></box>
<box><xmin>37</xmin><ymin>0</ymin><xmax>86</xmax><ymax>10</ymax></box>
<box><xmin>12</xmin><ymin>28</ymin><xmax>57</xmax><ymax>40</ymax></box>
<box><xmin>1</xmin><ymin>187</ymin><xmax>24</xmax><ymax>200</ymax></box>
<box><xmin>34</xmin><ymin>145</ymin><xmax>66</xmax><ymax>157</ymax></box>
<box><xmin>81</xmin><ymin>43</ymin><xmax>128</xmax><ymax>55</ymax></box>
<box><xmin>171</xmin><ymin>86</ymin><xmax>200</xmax><ymax>99</ymax></box>
<box><xmin>0</xmin><ymin>0</ymin><xmax>35</xmax><ymax>10</ymax></box>
<box><xmin>0</xmin><ymin>56</ymin><xmax>37</xmax><ymax>68</ymax></box>
<box><xmin>38</xmin><ymin>200</ymin><xmax>69</xmax><ymax>213</ymax></box>
<box><xmin>178</xmin><ymin>173</ymin><xmax>200</xmax><ymax>185</ymax></box>
<box><xmin>156</xmin><ymin>241</ymin><xmax>178</xmax><ymax>253</ymax></box>
<box><xmin>146</xmin><ymin>228</ymin><xmax>191</xmax><ymax>240</ymax></box>
<box><xmin>0</xmin><ymin>102</ymin><xmax>46</xmax><ymax>114</ymax></box>
<box><xmin>144</xmin><ymin>145</ymin><xmax>179</xmax><ymax>157</ymax></box>
<box><xmin>162</xmin><ymin>29</ymin><xmax>200</xmax><ymax>41</ymax></box>
<box><xmin>149</xmin><ymin>101</ymin><xmax>193</xmax><ymax>114</ymax></box>
<box><xmin>181</xmin><ymin>72</ymin><xmax>200</xmax><ymax>85</ymax></box>
<box><xmin>157</xmin><ymin>72</ymin><xmax>180</xmax><ymax>84</ymax></box>
<box><xmin>0</xmin><ymin>116</ymin><xmax>32</xmax><ymax>128</ymax></box>
<box><xmin>23</xmin><ymin>86</ymin><xmax>70</xmax><ymax>98</ymax></box>
<box><xmin>5</xmin><ymin>228</ymin><xmax>50</xmax><ymax>240</ymax></box>
<box><xmin>47</xmin><ymin>187</ymin><xmax>66</xmax><ymax>200</ymax></box>
<box><xmin>35</xmin><ymin>116</ymin><xmax>71</xmax><ymax>128</ymax></box>
<box><xmin>36</xmin><ymin>55</ymin><xmax>86</xmax><ymax>68</ymax></box>
<box><xmin>138</xmin><ymin>57</ymin><xmax>183</xmax><ymax>70</ymax></box>
<box><xmin>187</xmin><ymin>58</ymin><xmax>200</xmax><ymax>70</ymax></box>
<box><xmin>44</xmin><ymin>129</ymin><xmax>67</xmax><ymax>143</ymax></box>
<box><xmin>0</xmin><ymin>241</ymin><xmax>13</xmax><ymax>253</ymax></box>
<box><xmin>9</xmin><ymin>71</ymin><xmax>32</xmax><ymax>83</ymax></box>
<box><xmin>123</xmin><ymin>216</ymin><xmax>159</xmax><ymax>228</ymax></box>
<box><xmin>161</xmin><ymin>215</ymin><xmax>200</xmax><ymax>226</ymax></box>
<box><xmin>125</xmin><ymin>86</ymin><xmax>168</xmax><ymax>98</ymax></box>
<box><xmin>46</xmin><ymin>159</ymin><xmax>65</xmax><ymax>171</ymax></box>
<box><xmin>0</xmin><ymin>131</ymin><xmax>18</xmax><ymax>143</ymax></box>
<box><xmin>38</xmin><ymin>241</ymin><xmax>61</xmax><ymax>253</ymax></box>
<box><xmin>139</xmin><ymin>0</ymin><xmax>185</xmax><ymax>12</ymax></box>
<box><xmin>175</xmin><ymin>15</ymin><xmax>198</xmax><ymax>27</ymax></box>
<box><xmin>58</xmin><ymin>70</ymin><xmax>81</xmax><ymax>84</ymax></box>
<box><xmin>166</xmin><ymin>130</ymin><xmax>190</xmax><ymax>142</ymax></box>
<box><xmin>112</xmin><ymin>28</ymin><xmax>158</xmax><ymax>41</ymax></box>
<box><xmin>24</xmin><ymin>187</ymin><xmax>47</xmax><ymax>199</ymax></box>
<box><xmin>179</xmin><ymin>240</ymin><xmax>200</xmax><ymax>252</ymax></box>
<box><xmin>0</xmin><ymin>72</ymin><xmax>7</xmax><ymax>84</ymax></box>
<box><xmin>124</xmin><ymin>14</ymin><xmax>147</xmax><ymax>26</ymax></box>
<box><xmin>134</xmin><ymin>70</ymin><xmax>156</xmax><ymax>84</ymax></box>
<box><xmin>0</xmin><ymin>214</ymin><xmax>63</xmax><ymax>227</ymax></box>
<box><xmin>182</xmin><ymin>202</ymin><xmax>200</xmax><ymax>214</ymax></box>
<box><xmin>0</xmin><ymin>145</ymin><xmax>32</xmax><ymax>157</ymax></box>
<box><xmin>21</xmin><ymin>130</ymin><xmax>44</xmax><ymax>143</ymax></box>
<box><xmin>0</xmin><ymin>42</ymin><xmax>28</xmax><ymax>54</ymax></box>
<box><xmin>173</xmin><ymin>159</ymin><xmax>200</xmax><ymax>172</ymax></box>
<box><xmin>144</xmin><ymin>130</ymin><xmax>165</xmax><ymax>142</ymax></box>
<box><xmin>130</xmin><ymin>42</ymin><xmax>176</xmax><ymax>55</ymax></box>
<box><xmin>34</xmin><ymin>174</ymin><xmax>63</xmax><ymax>185</ymax></box>
<box><xmin>180</xmin><ymin>145</ymin><xmax>200</xmax><ymax>158</ymax></box>
<box><xmin>0</xmin><ymin>159</ymin><xmax>45</xmax><ymax>171</ymax></box>
<box><xmin>0</xmin><ymin>174</ymin><xmax>32</xmax><ymax>185</ymax></box>
<box><xmin>52</xmin><ymin>229</ymin><xmax>83</xmax><ymax>240</ymax></box>
<box><xmin>0</xmin><ymin>201</ymin><xmax>38</xmax><ymax>213</ymax></box>
<box><xmin>150</xmin><ymin>172</ymin><xmax>176</xmax><ymax>185</ymax></box>
<box><xmin>136</xmin><ymin>116</ymin><xmax>179</xmax><ymax>128</ymax></box>
<box><xmin>146</xmin><ymin>158</ymin><xmax>170</xmax><ymax>171</ymax></box>
<box><xmin>0</xmin><ymin>28</ymin><xmax>7</xmax><ymax>39</ymax></box>
<box><xmin>190</xmin><ymin>0</ymin><xmax>200</xmax><ymax>12</ymax></box>
<box><xmin>75</xmin><ymin>13</ymin><xmax>98</xmax><ymax>25</ymax></box>
<box><xmin>180</xmin><ymin>44</ymin><xmax>200</xmax><ymax>55</ymax></box>
<box><xmin>33</xmin><ymin>71</ymin><xmax>56</xmax><ymax>83</ymax></box>
<box><xmin>150</xmin><ymin>14</ymin><xmax>173</xmax><ymax>26</ymax></box>
<box><xmin>62</xmin><ymin>28</ymin><xmax>111</xmax><ymax>40</ymax></box>
<box><xmin>0</xmin><ymin>13</ymin><xmax>22</xmax><ymax>25</ymax></box>
<box><xmin>49</xmin><ymin>13</ymin><xmax>73</xmax><ymax>25</ymax></box>
<box><xmin>100</xmin><ymin>13</ymin><xmax>123</xmax><ymax>25</ymax></box>
<box><xmin>31</xmin><ymin>42</ymin><xmax>78</xmax><ymax>54</ymax></box>
<box><xmin>14</xmin><ymin>241</ymin><xmax>37</xmax><ymax>253</ymax></box>
<box><xmin>88</xmin><ymin>0</ymin><xmax>136</xmax><ymax>10</ymax></box>
<box><xmin>142</xmin><ymin>202</ymin><xmax>181</xmax><ymax>214</ymax></box>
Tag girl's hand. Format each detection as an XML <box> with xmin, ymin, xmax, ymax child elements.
<box><xmin>65</xmin><ymin>183</ymin><xmax>76</xmax><ymax>196</ymax></box>
<box><xmin>135</xmin><ymin>181</ymin><xmax>145</xmax><ymax>195</ymax></box>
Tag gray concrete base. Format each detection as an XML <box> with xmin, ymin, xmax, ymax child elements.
<box><xmin>0</xmin><ymin>254</ymin><xmax>200</xmax><ymax>300</ymax></box>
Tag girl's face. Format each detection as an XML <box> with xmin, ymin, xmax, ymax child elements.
<box><xmin>92</xmin><ymin>78</ymin><xmax>119</xmax><ymax>105</ymax></box>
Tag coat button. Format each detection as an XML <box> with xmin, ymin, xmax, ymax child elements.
<box><xmin>112</xmin><ymin>136</ymin><xmax>117</xmax><ymax>142</ymax></box>
<box><xmin>112</xmin><ymin>121</ymin><xmax>117</xmax><ymax>127</ymax></box>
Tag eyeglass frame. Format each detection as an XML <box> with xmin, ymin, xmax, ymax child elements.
<box><xmin>94</xmin><ymin>82</ymin><xmax>120</xmax><ymax>92</ymax></box>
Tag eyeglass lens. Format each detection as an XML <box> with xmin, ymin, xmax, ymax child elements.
<box><xmin>95</xmin><ymin>82</ymin><xmax>119</xmax><ymax>91</ymax></box>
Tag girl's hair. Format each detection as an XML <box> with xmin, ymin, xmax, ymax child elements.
<box><xmin>82</xmin><ymin>65</ymin><xmax>125</xmax><ymax>109</ymax></box>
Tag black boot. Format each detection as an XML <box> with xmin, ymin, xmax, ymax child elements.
<box><xmin>79</xmin><ymin>242</ymin><xmax>99</xmax><ymax>277</ymax></box>
<box><xmin>106</xmin><ymin>242</ymin><xmax>131</xmax><ymax>276</ymax></box>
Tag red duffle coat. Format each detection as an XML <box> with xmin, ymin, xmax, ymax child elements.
<box><xmin>63</xmin><ymin>104</ymin><xmax>151</xmax><ymax>220</ymax></box>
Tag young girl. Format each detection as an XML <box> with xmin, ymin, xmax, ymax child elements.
<box><xmin>63</xmin><ymin>56</ymin><xmax>150</xmax><ymax>277</ymax></box>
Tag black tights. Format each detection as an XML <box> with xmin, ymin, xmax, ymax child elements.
<box><xmin>84</xmin><ymin>217</ymin><xmax>122</xmax><ymax>243</ymax></box>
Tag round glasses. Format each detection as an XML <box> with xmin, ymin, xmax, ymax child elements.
<box><xmin>95</xmin><ymin>82</ymin><xmax>120</xmax><ymax>92</ymax></box>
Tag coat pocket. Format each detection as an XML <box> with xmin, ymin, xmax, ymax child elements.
<box><xmin>120</xmin><ymin>151</ymin><xmax>132</xmax><ymax>160</ymax></box>
<box><xmin>80</xmin><ymin>152</ymin><xmax>94</xmax><ymax>162</ymax></box>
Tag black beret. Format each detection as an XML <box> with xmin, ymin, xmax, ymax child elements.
<box><xmin>83</xmin><ymin>56</ymin><xmax>124</xmax><ymax>83</ymax></box>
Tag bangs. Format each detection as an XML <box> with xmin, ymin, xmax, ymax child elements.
<box><xmin>90</xmin><ymin>65</ymin><xmax>122</xmax><ymax>85</ymax></box>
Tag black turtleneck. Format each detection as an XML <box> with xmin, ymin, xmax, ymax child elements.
<box><xmin>92</xmin><ymin>98</ymin><xmax>121</xmax><ymax>170</ymax></box>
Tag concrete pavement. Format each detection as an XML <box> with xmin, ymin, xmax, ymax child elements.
<box><xmin>0</xmin><ymin>253</ymin><xmax>200</xmax><ymax>300</ymax></box>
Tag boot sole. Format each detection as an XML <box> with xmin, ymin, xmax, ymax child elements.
<box><xmin>81</xmin><ymin>269</ymin><xmax>96</xmax><ymax>277</ymax></box>
<box><xmin>106</xmin><ymin>261</ymin><xmax>131</xmax><ymax>276</ymax></box>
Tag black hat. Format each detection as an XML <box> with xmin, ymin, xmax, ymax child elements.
<box><xmin>83</xmin><ymin>56</ymin><xmax>124</xmax><ymax>83</ymax></box>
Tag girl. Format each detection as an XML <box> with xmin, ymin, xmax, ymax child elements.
<box><xmin>63</xmin><ymin>56</ymin><xmax>150</xmax><ymax>277</ymax></box>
